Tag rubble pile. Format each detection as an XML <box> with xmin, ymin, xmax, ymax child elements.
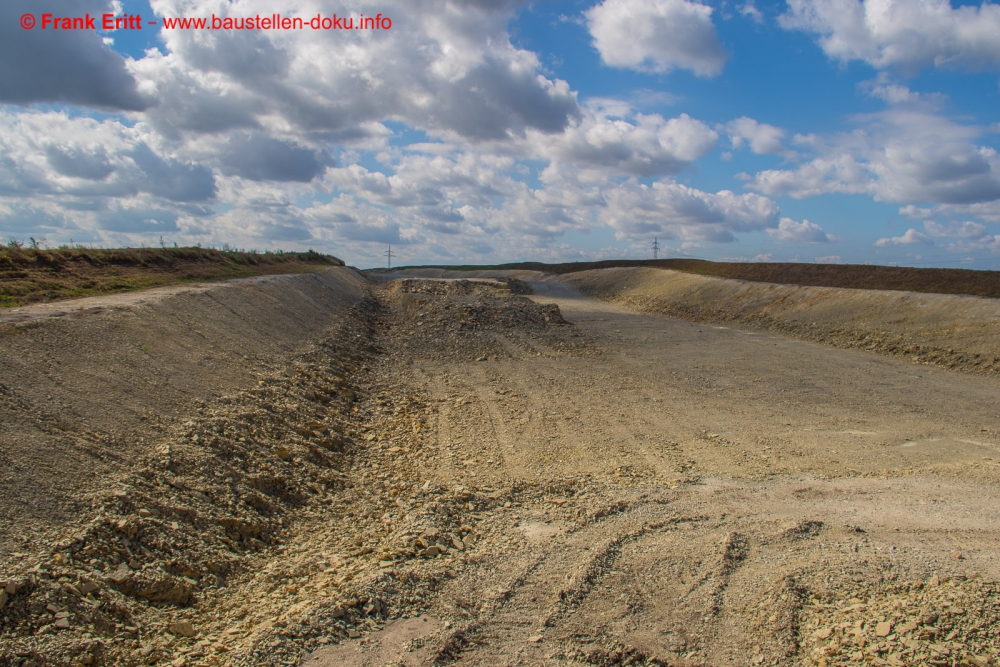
<box><xmin>800</xmin><ymin>574</ymin><xmax>1000</xmax><ymax>667</ymax></box>
<box><xmin>383</xmin><ymin>278</ymin><xmax>569</xmax><ymax>362</ymax></box>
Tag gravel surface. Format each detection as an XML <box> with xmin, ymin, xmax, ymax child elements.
<box><xmin>2</xmin><ymin>274</ymin><xmax>1000</xmax><ymax>667</ymax></box>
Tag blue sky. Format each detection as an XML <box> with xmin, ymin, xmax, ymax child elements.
<box><xmin>2</xmin><ymin>0</ymin><xmax>1000</xmax><ymax>268</ymax></box>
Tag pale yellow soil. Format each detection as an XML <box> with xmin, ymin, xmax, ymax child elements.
<box><xmin>556</xmin><ymin>267</ymin><xmax>1000</xmax><ymax>377</ymax></box>
<box><xmin>2</xmin><ymin>272</ymin><xmax>999</xmax><ymax>667</ymax></box>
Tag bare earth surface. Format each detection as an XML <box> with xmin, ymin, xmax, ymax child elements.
<box><xmin>2</xmin><ymin>272</ymin><xmax>1000</xmax><ymax>667</ymax></box>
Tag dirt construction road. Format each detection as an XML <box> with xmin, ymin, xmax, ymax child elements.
<box><xmin>3</xmin><ymin>274</ymin><xmax>1000</xmax><ymax>667</ymax></box>
<box><xmin>305</xmin><ymin>278</ymin><xmax>1000</xmax><ymax>667</ymax></box>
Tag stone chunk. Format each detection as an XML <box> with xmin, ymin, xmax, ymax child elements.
<box><xmin>875</xmin><ymin>621</ymin><xmax>892</xmax><ymax>637</ymax></box>
<box><xmin>106</xmin><ymin>562</ymin><xmax>132</xmax><ymax>584</ymax></box>
<box><xmin>964</xmin><ymin>654</ymin><xmax>990</xmax><ymax>667</ymax></box>
<box><xmin>168</xmin><ymin>621</ymin><xmax>197</xmax><ymax>637</ymax></box>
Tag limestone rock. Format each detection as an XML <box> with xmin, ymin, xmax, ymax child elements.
<box><xmin>106</xmin><ymin>562</ymin><xmax>132</xmax><ymax>584</ymax></box>
<box><xmin>168</xmin><ymin>621</ymin><xmax>197</xmax><ymax>637</ymax></box>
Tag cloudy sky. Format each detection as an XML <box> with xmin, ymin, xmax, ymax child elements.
<box><xmin>2</xmin><ymin>0</ymin><xmax>999</xmax><ymax>268</ymax></box>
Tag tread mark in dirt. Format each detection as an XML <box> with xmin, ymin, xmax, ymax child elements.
<box><xmin>705</xmin><ymin>531</ymin><xmax>749</xmax><ymax>618</ymax></box>
<box><xmin>470</xmin><ymin>380</ymin><xmax>513</xmax><ymax>473</ymax></box>
<box><xmin>539</xmin><ymin>517</ymin><xmax>704</xmax><ymax>629</ymax></box>
<box><xmin>428</xmin><ymin>555</ymin><xmax>549</xmax><ymax>665</ymax></box>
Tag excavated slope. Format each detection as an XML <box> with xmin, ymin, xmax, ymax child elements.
<box><xmin>0</xmin><ymin>268</ymin><xmax>368</xmax><ymax>565</ymax></box>
<box><xmin>549</xmin><ymin>267</ymin><xmax>1000</xmax><ymax>376</ymax></box>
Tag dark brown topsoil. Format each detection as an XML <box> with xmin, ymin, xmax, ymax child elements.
<box><xmin>385</xmin><ymin>259</ymin><xmax>1000</xmax><ymax>299</ymax></box>
<box><xmin>0</xmin><ymin>247</ymin><xmax>344</xmax><ymax>307</ymax></box>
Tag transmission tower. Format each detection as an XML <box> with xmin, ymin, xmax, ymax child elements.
<box><xmin>384</xmin><ymin>245</ymin><xmax>396</xmax><ymax>269</ymax></box>
<box><xmin>651</xmin><ymin>237</ymin><xmax>660</xmax><ymax>260</ymax></box>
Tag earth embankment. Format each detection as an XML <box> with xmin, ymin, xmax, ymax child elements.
<box><xmin>554</xmin><ymin>267</ymin><xmax>1000</xmax><ymax>376</ymax></box>
<box><xmin>0</xmin><ymin>268</ymin><xmax>368</xmax><ymax>553</ymax></box>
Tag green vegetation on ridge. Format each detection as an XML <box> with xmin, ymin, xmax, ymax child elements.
<box><xmin>0</xmin><ymin>245</ymin><xmax>343</xmax><ymax>308</ymax></box>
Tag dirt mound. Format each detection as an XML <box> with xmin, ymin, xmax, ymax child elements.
<box><xmin>382</xmin><ymin>278</ymin><xmax>569</xmax><ymax>362</ymax></box>
<box><xmin>557</xmin><ymin>267</ymin><xmax>1000</xmax><ymax>377</ymax></box>
<box><xmin>393</xmin><ymin>278</ymin><xmax>534</xmax><ymax>298</ymax></box>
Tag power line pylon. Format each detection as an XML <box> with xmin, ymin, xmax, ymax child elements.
<box><xmin>651</xmin><ymin>237</ymin><xmax>660</xmax><ymax>260</ymax></box>
<box><xmin>384</xmin><ymin>245</ymin><xmax>396</xmax><ymax>269</ymax></box>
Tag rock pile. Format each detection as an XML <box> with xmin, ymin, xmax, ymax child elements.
<box><xmin>800</xmin><ymin>574</ymin><xmax>1000</xmax><ymax>667</ymax></box>
<box><xmin>381</xmin><ymin>278</ymin><xmax>569</xmax><ymax>363</ymax></box>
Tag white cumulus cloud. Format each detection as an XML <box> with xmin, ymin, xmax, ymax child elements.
<box><xmin>766</xmin><ymin>217</ymin><xmax>832</xmax><ymax>242</ymax></box>
<box><xmin>0</xmin><ymin>110</ymin><xmax>215</xmax><ymax>204</ymax></box>
<box><xmin>780</xmin><ymin>0</ymin><xmax>1000</xmax><ymax>73</ymax></box>
<box><xmin>135</xmin><ymin>0</ymin><xmax>580</xmax><ymax>142</ymax></box>
<box><xmin>726</xmin><ymin>117</ymin><xmax>793</xmax><ymax>157</ymax></box>
<box><xmin>899</xmin><ymin>204</ymin><xmax>934</xmax><ymax>220</ymax></box>
<box><xmin>874</xmin><ymin>228</ymin><xmax>933</xmax><ymax>246</ymax></box>
<box><xmin>942</xmin><ymin>235</ymin><xmax>1000</xmax><ymax>254</ymax></box>
<box><xmin>0</xmin><ymin>0</ymin><xmax>800</xmax><ymax>262</ymax></box>
<box><xmin>528</xmin><ymin>110</ymin><xmax>719</xmax><ymax>177</ymax></box>
<box><xmin>585</xmin><ymin>0</ymin><xmax>728</xmax><ymax>77</ymax></box>
<box><xmin>598</xmin><ymin>179</ymin><xmax>780</xmax><ymax>241</ymax></box>
<box><xmin>922</xmin><ymin>219</ymin><xmax>988</xmax><ymax>238</ymax></box>
<box><xmin>744</xmin><ymin>109</ymin><xmax>1000</xmax><ymax>205</ymax></box>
